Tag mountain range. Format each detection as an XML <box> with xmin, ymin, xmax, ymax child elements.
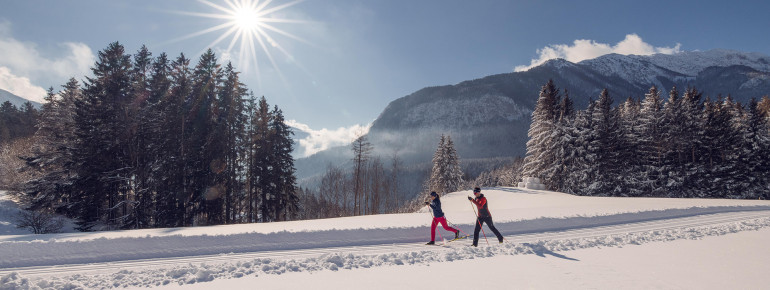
<box><xmin>295</xmin><ymin>49</ymin><xmax>770</xmax><ymax>192</ymax></box>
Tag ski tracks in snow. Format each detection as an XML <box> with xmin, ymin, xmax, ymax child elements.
<box><xmin>1</xmin><ymin>208</ymin><xmax>769</xmax><ymax>289</ymax></box>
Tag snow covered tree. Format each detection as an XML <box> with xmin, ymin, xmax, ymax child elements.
<box><xmin>660</xmin><ymin>87</ymin><xmax>685</xmax><ymax>196</ymax></box>
<box><xmin>548</xmin><ymin>90</ymin><xmax>575</xmax><ymax>192</ymax></box>
<box><xmin>679</xmin><ymin>88</ymin><xmax>705</xmax><ymax>197</ymax></box>
<box><xmin>585</xmin><ymin>89</ymin><xmax>622</xmax><ymax>196</ymax></box>
<box><xmin>523</xmin><ymin>79</ymin><xmax>560</xmax><ymax>185</ymax></box>
<box><xmin>699</xmin><ymin>97</ymin><xmax>735</xmax><ymax>197</ymax></box>
<box><xmin>743</xmin><ymin>98</ymin><xmax>770</xmax><ymax>198</ymax></box>
<box><xmin>428</xmin><ymin>134</ymin><xmax>464</xmax><ymax>195</ymax></box>
<box><xmin>637</xmin><ymin>86</ymin><xmax>666</xmax><ymax>196</ymax></box>
<box><xmin>617</xmin><ymin>96</ymin><xmax>642</xmax><ymax>196</ymax></box>
<box><xmin>22</xmin><ymin>80</ymin><xmax>79</xmax><ymax>212</ymax></box>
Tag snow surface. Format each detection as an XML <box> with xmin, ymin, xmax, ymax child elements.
<box><xmin>0</xmin><ymin>191</ymin><xmax>27</xmax><ymax>236</ymax></box>
<box><xmin>1</xmin><ymin>188</ymin><xmax>769</xmax><ymax>289</ymax></box>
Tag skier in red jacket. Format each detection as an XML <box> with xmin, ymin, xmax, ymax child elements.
<box><xmin>468</xmin><ymin>187</ymin><xmax>503</xmax><ymax>246</ymax></box>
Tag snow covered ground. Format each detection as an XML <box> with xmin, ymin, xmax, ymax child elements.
<box><xmin>1</xmin><ymin>188</ymin><xmax>769</xmax><ymax>289</ymax></box>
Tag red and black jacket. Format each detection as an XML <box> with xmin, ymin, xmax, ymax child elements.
<box><xmin>471</xmin><ymin>194</ymin><xmax>491</xmax><ymax>217</ymax></box>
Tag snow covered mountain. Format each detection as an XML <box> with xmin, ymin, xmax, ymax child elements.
<box><xmin>579</xmin><ymin>49</ymin><xmax>770</xmax><ymax>97</ymax></box>
<box><xmin>0</xmin><ymin>88</ymin><xmax>40</xmax><ymax>108</ymax></box>
<box><xmin>296</xmin><ymin>49</ymin><xmax>770</xmax><ymax>189</ymax></box>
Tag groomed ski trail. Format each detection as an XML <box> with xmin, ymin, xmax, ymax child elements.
<box><xmin>3</xmin><ymin>208</ymin><xmax>769</xmax><ymax>279</ymax></box>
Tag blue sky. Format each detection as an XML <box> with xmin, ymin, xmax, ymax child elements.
<box><xmin>1</xmin><ymin>0</ymin><xmax>769</xmax><ymax>157</ymax></box>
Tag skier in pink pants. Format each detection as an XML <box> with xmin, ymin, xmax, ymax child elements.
<box><xmin>425</xmin><ymin>192</ymin><xmax>459</xmax><ymax>245</ymax></box>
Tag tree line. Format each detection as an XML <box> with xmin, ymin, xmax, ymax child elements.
<box><xmin>524</xmin><ymin>80</ymin><xmax>770</xmax><ymax>199</ymax></box>
<box><xmin>295</xmin><ymin>134</ymin><xmax>407</xmax><ymax>219</ymax></box>
<box><xmin>0</xmin><ymin>101</ymin><xmax>38</xmax><ymax>144</ymax></box>
<box><xmin>21</xmin><ymin>42</ymin><xmax>298</xmax><ymax>231</ymax></box>
<box><xmin>296</xmin><ymin>133</ymin><xmax>469</xmax><ymax>218</ymax></box>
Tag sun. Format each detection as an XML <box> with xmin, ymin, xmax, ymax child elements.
<box><xmin>168</xmin><ymin>0</ymin><xmax>311</xmax><ymax>90</ymax></box>
<box><xmin>233</xmin><ymin>7</ymin><xmax>261</xmax><ymax>30</ymax></box>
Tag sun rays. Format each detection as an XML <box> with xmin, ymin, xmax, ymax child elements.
<box><xmin>168</xmin><ymin>0</ymin><xmax>311</xmax><ymax>91</ymax></box>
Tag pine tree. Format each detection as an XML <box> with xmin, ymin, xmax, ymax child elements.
<box><xmin>544</xmin><ymin>91</ymin><xmax>574</xmax><ymax>192</ymax></box>
<box><xmin>617</xmin><ymin>96</ymin><xmax>642</xmax><ymax>196</ymax></box>
<box><xmin>679</xmin><ymin>88</ymin><xmax>705</xmax><ymax>197</ymax></box>
<box><xmin>661</xmin><ymin>86</ymin><xmax>685</xmax><ymax>196</ymax></box>
<box><xmin>186</xmin><ymin>49</ymin><xmax>222</xmax><ymax>225</ymax></box>
<box><xmin>744</xmin><ymin>98</ymin><xmax>770</xmax><ymax>198</ymax></box>
<box><xmin>637</xmin><ymin>86</ymin><xmax>665</xmax><ymax>196</ymax></box>
<box><xmin>154</xmin><ymin>53</ymin><xmax>192</xmax><ymax>227</ymax></box>
<box><xmin>562</xmin><ymin>102</ymin><xmax>593</xmax><ymax>195</ymax></box>
<box><xmin>23</xmin><ymin>80</ymin><xmax>79</xmax><ymax>213</ymax></box>
<box><xmin>428</xmin><ymin>134</ymin><xmax>464</xmax><ymax>194</ymax></box>
<box><xmin>267</xmin><ymin>106</ymin><xmax>298</xmax><ymax>221</ymax></box>
<box><xmin>586</xmin><ymin>89</ymin><xmax>622</xmax><ymax>196</ymax></box>
<box><xmin>125</xmin><ymin>45</ymin><xmax>155</xmax><ymax>229</ymax></box>
<box><xmin>251</xmin><ymin>96</ymin><xmax>272</xmax><ymax>222</ymax></box>
<box><xmin>428</xmin><ymin>135</ymin><xmax>447</xmax><ymax>194</ymax></box>
<box><xmin>523</xmin><ymin>80</ymin><xmax>560</xmax><ymax>184</ymax></box>
<box><xmin>214</xmin><ymin>62</ymin><xmax>247</xmax><ymax>223</ymax></box>
<box><xmin>699</xmin><ymin>97</ymin><xmax>734</xmax><ymax>197</ymax></box>
<box><xmin>71</xmin><ymin>42</ymin><xmax>134</xmax><ymax>230</ymax></box>
<box><xmin>443</xmin><ymin>135</ymin><xmax>464</xmax><ymax>192</ymax></box>
<box><xmin>724</xmin><ymin>98</ymin><xmax>754</xmax><ymax>198</ymax></box>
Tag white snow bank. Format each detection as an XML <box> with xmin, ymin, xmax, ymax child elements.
<box><xmin>3</xmin><ymin>216</ymin><xmax>768</xmax><ymax>289</ymax></box>
<box><xmin>174</xmin><ymin>226</ymin><xmax>770</xmax><ymax>290</ymax></box>
<box><xmin>1</xmin><ymin>188</ymin><xmax>768</xmax><ymax>269</ymax></box>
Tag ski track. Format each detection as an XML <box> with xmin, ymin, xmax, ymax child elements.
<box><xmin>1</xmin><ymin>208</ymin><xmax>769</xmax><ymax>289</ymax></box>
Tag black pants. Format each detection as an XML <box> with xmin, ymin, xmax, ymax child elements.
<box><xmin>473</xmin><ymin>216</ymin><xmax>503</xmax><ymax>246</ymax></box>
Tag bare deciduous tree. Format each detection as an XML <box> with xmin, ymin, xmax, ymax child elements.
<box><xmin>15</xmin><ymin>209</ymin><xmax>64</xmax><ymax>234</ymax></box>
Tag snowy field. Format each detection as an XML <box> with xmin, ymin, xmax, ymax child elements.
<box><xmin>1</xmin><ymin>188</ymin><xmax>769</xmax><ymax>289</ymax></box>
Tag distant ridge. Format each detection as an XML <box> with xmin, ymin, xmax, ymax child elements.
<box><xmin>0</xmin><ymin>88</ymin><xmax>42</xmax><ymax>108</ymax></box>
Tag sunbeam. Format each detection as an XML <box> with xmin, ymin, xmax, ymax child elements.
<box><xmin>168</xmin><ymin>0</ymin><xmax>311</xmax><ymax>93</ymax></box>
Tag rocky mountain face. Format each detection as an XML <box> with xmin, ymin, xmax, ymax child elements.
<box><xmin>296</xmin><ymin>49</ymin><xmax>770</xmax><ymax>187</ymax></box>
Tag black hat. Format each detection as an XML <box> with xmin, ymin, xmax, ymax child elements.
<box><xmin>473</xmin><ymin>187</ymin><xmax>481</xmax><ymax>193</ymax></box>
<box><xmin>430</xmin><ymin>191</ymin><xmax>438</xmax><ymax>197</ymax></box>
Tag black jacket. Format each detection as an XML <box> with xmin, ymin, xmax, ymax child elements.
<box><xmin>428</xmin><ymin>198</ymin><xmax>445</xmax><ymax>218</ymax></box>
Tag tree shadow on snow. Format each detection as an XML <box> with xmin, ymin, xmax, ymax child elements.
<box><xmin>522</xmin><ymin>243</ymin><xmax>579</xmax><ymax>261</ymax></box>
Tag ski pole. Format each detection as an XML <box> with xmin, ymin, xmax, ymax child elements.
<box><xmin>469</xmin><ymin>200</ymin><xmax>489</xmax><ymax>246</ymax></box>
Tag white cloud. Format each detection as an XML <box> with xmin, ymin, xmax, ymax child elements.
<box><xmin>0</xmin><ymin>20</ymin><xmax>94</xmax><ymax>102</ymax></box>
<box><xmin>0</xmin><ymin>67</ymin><xmax>48</xmax><ymax>103</ymax></box>
<box><xmin>514</xmin><ymin>34</ymin><xmax>681</xmax><ymax>72</ymax></box>
<box><xmin>286</xmin><ymin>120</ymin><xmax>371</xmax><ymax>158</ymax></box>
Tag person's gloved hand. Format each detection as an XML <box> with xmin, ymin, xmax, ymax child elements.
<box><xmin>467</xmin><ymin>196</ymin><xmax>473</xmax><ymax>201</ymax></box>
